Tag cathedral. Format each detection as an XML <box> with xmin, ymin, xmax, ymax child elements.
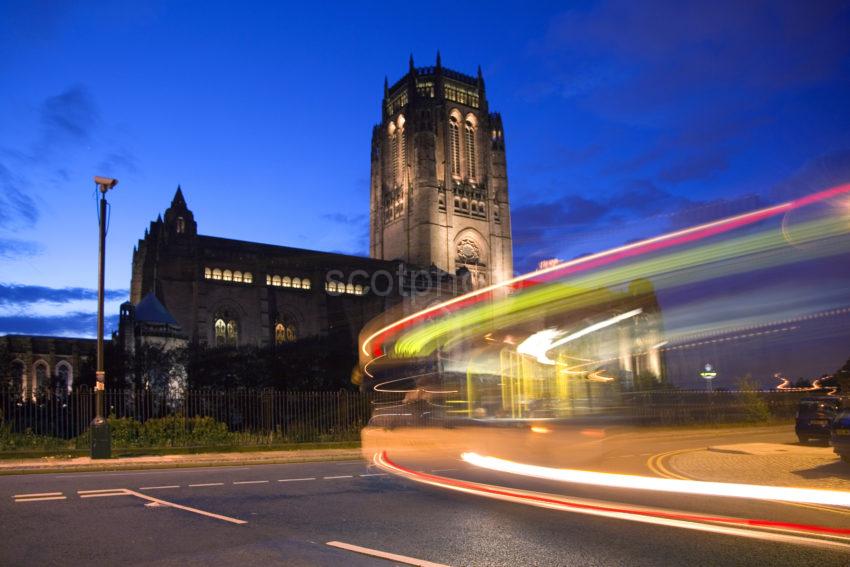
<box><xmin>371</xmin><ymin>53</ymin><xmax>513</xmax><ymax>287</ymax></box>
<box><xmin>122</xmin><ymin>56</ymin><xmax>514</xmax><ymax>351</ymax></box>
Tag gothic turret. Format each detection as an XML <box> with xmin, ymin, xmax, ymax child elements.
<box><xmin>164</xmin><ymin>185</ymin><xmax>197</xmax><ymax>238</ymax></box>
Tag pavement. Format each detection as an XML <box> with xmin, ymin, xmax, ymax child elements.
<box><xmin>0</xmin><ymin>447</ymin><xmax>363</xmax><ymax>475</ymax></box>
<box><xmin>2</xmin><ymin>457</ymin><xmax>849</xmax><ymax>566</ymax></box>
<box><xmin>666</xmin><ymin>441</ymin><xmax>850</xmax><ymax>490</ymax></box>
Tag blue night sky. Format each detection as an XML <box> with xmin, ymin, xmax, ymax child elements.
<box><xmin>1</xmin><ymin>0</ymin><xmax>850</xmax><ymax>338</ymax></box>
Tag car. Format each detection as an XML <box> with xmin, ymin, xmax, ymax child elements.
<box><xmin>795</xmin><ymin>396</ymin><xmax>841</xmax><ymax>443</ymax></box>
<box><xmin>831</xmin><ymin>409</ymin><xmax>850</xmax><ymax>463</ymax></box>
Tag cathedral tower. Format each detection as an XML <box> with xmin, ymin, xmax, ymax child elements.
<box><xmin>370</xmin><ymin>54</ymin><xmax>513</xmax><ymax>286</ymax></box>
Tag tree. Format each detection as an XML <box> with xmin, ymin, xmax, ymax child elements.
<box><xmin>738</xmin><ymin>375</ymin><xmax>771</xmax><ymax>423</ymax></box>
<box><xmin>835</xmin><ymin>355</ymin><xmax>850</xmax><ymax>393</ymax></box>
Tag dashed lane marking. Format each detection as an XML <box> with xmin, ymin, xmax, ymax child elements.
<box><xmin>14</xmin><ymin>492</ymin><xmax>62</xmax><ymax>498</ymax></box>
<box><xmin>14</xmin><ymin>495</ymin><xmax>67</xmax><ymax>503</ymax></box>
<box><xmin>78</xmin><ymin>489</ymin><xmax>128</xmax><ymax>499</ymax></box>
<box><xmin>189</xmin><ymin>483</ymin><xmax>224</xmax><ymax>487</ymax></box>
<box><xmin>358</xmin><ymin>473</ymin><xmax>388</xmax><ymax>477</ymax></box>
<box><xmin>233</xmin><ymin>480</ymin><xmax>269</xmax><ymax>485</ymax></box>
<box><xmin>326</xmin><ymin>541</ymin><xmax>449</xmax><ymax>567</ymax></box>
<box><xmin>139</xmin><ymin>485</ymin><xmax>180</xmax><ymax>490</ymax></box>
<box><xmin>323</xmin><ymin>475</ymin><xmax>353</xmax><ymax>480</ymax></box>
<box><xmin>278</xmin><ymin>477</ymin><xmax>316</xmax><ymax>482</ymax></box>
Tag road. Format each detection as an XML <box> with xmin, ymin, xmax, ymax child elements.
<box><xmin>2</xmin><ymin>430</ymin><xmax>849</xmax><ymax>567</ymax></box>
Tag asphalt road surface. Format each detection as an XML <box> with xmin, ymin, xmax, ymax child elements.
<box><xmin>2</xmin><ymin>441</ymin><xmax>849</xmax><ymax>567</ymax></box>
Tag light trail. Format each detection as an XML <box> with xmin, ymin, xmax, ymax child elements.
<box><xmin>461</xmin><ymin>452</ymin><xmax>850</xmax><ymax>508</ymax></box>
<box><xmin>386</xmin><ymin>194</ymin><xmax>850</xmax><ymax>360</ymax></box>
<box><xmin>374</xmin><ymin>452</ymin><xmax>850</xmax><ymax>550</ymax></box>
<box><xmin>361</xmin><ymin>182</ymin><xmax>850</xmax><ymax>360</ymax></box>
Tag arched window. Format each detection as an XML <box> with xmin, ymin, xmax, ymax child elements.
<box><xmin>346</xmin><ymin>283</ymin><xmax>355</xmax><ymax>294</ymax></box>
<box><xmin>223</xmin><ymin>269</ymin><xmax>232</xmax><ymax>282</ymax></box>
<box><xmin>302</xmin><ymin>278</ymin><xmax>311</xmax><ymax>290</ymax></box>
<box><xmin>461</xmin><ymin>198</ymin><xmax>469</xmax><ymax>211</ymax></box>
<box><xmin>399</xmin><ymin>131</ymin><xmax>406</xmax><ymax>182</ymax></box>
<box><xmin>292</xmin><ymin>277</ymin><xmax>301</xmax><ymax>289</ymax></box>
<box><xmin>244</xmin><ymin>272</ymin><xmax>252</xmax><ymax>284</ymax></box>
<box><xmin>354</xmin><ymin>284</ymin><xmax>363</xmax><ymax>295</ymax></box>
<box><xmin>34</xmin><ymin>361</ymin><xmax>48</xmax><ymax>393</ymax></box>
<box><xmin>214</xmin><ymin>318</ymin><xmax>227</xmax><ymax>345</ymax></box>
<box><xmin>449</xmin><ymin>117</ymin><xmax>461</xmax><ymax>177</ymax></box>
<box><xmin>389</xmin><ymin>123</ymin><xmax>398</xmax><ymax>185</ymax></box>
<box><xmin>464</xmin><ymin>120</ymin><xmax>477</xmax><ymax>179</ymax></box>
<box><xmin>275</xmin><ymin>321</ymin><xmax>297</xmax><ymax>344</ymax></box>
<box><xmin>213</xmin><ymin>313</ymin><xmax>238</xmax><ymax>346</ymax></box>
<box><xmin>233</xmin><ymin>271</ymin><xmax>243</xmax><ymax>283</ymax></box>
<box><xmin>204</xmin><ymin>267</ymin><xmax>212</xmax><ymax>279</ymax></box>
<box><xmin>282</xmin><ymin>276</ymin><xmax>291</xmax><ymax>288</ymax></box>
<box><xmin>226</xmin><ymin>320</ymin><xmax>238</xmax><ymax>345</ymax></box>
<box><xmin>55</xmin><ymin>362</ymin><xmax>71</xmax><ymax>396</ymax></box>
<box><xmin>10</xmin><ymin>360</ymin><xmax>24</xmax><ymax>393</ymax></box>
<box><xmin>176</xmin><ymin>217</ymin><xmax>185</xmax><ymax>234</ymax></box>
<box><xmin>212</xmin><ymin>269</ymin><xmax>222</xmax><ymax>280</ymax></box>
<box><xmin>454</xmin><ymin>196</ymin><xmax>460</xmax><ymax>209</ymax></box>
<box><xmin>272</xmin><ymin>275</ymin><xmax>281</xmax><ymax>286</ymax></box>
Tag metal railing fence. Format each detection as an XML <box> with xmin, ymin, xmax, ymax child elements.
<box><xmin>0</xmin><ymin>387</ymin><xmax>381</xmax><ymax>449</ymax></box>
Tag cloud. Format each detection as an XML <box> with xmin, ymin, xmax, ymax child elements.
<box><xmin>0</xmin><ymin>239</ymin><xmax>43</xmax><ymax>260</ymax></box>
<box><xmin>0</xmin><ymin>312</ymin><xmax>118</xmax><ymax>338</ymax></box>
<box><xmin>321</xmin><ymin>212</ymin><xmax>367</xmax><ymax>225</ymax></box>
<box><xmin>0</xmin><ymin>284</ymin><xmax>128</xmax><ymax>306</ymax></box>
<box><xmin>28</xmin><ymin>85</ymin><xmax>100</xmax><ymax>161</ymax></box>
<box><xmin>0</xmin><ymin>160</ymin><xmax>39</xmax><ymax>229</ymax></box>
<box><xmin>97</xmin><ymin>147</ymin><xmax>139</xmax><ymax>176</ymax></box>
<box><xmin>771</xmin><ymin>148</ymin><xmax>850</xmax><ymax>201</ymax></box>
<box><xmin>40</xmin><ymin>86</ymin><xmax>99</xmax><ymax>142</ymax></box>
<box><xmin>322</xmin><ymin>212</ymin><xmax>369</xmax><ymax>255</ymax></box>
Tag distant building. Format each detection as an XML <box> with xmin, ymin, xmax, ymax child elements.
<box><xmin>370</xmin><ymin>54</ymin><xmax>514</xmax><ymax>288</ymax></box>
<box><xmin>2</xmin><ymin>335</ymin><xmax>96</xmax><ymax>398</ymax></box>
<box><xmin>119</xmin><ymin>292</ymin><xmax>188</xmax><ymax>392</ymax></box>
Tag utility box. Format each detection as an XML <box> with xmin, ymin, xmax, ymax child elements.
<box><xmin>90</xmin><ymin>422</ymin><xmax>111</xmax><ymax>459</ymax></box>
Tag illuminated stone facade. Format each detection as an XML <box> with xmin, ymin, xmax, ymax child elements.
<box><xmin>370</xmin><ymin>55</ymin><xmax>513</xmax><ymax>287</ymax></box>
<box><xmin>128</xmin><ymin>188</ymin><xmax>434</xmax><ymax>348</ymax></box>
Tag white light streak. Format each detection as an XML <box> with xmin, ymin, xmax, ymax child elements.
<box><xmin>461</xmin><ymin>452</ymin><xmax>850</xmax><ymax>508</ymax></box>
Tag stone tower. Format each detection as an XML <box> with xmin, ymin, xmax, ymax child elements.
<box><xmin>370</xmin><ymin>54</ymin><xmax>513</xmax><ymax>287</ymax></box>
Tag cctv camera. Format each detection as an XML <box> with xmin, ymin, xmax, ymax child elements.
<box><xmin>94</xmin><ymin>176</ymin><xmax>118</xmax><ymax>191</ymax></box>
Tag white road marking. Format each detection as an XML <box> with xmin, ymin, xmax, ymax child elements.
<box><xmin>57</xmin><ymin>466</ymin><xmax>251</xmax><ymax>479</ymax></box>
<box><xmin>233</xmin><ymin>480</ymin><xmax>269</xmax><ymax>485</ymax></box>
<box><xmin>323</xmin><ymin>475</ymin><xmax>353</xmax><ymax>480</ymax></box>
<box><xmin>14</xmin><ymin>496</ymin><xmax>67</xmax><ymax>502</ymax></box>
<box><xmin>78</xmin><ymin>488</ymin><xmax>131</xmax><ymax>499</ymax></box>
<box><xmin>326</xmin><ymin>541</ymin><xmax>449</xmax><ymax>567</ymax></box>
<box><xmin>358</xmin><ymin>473</ymin><xmax>388</xmax><ymax>477</ymax></box>
<box><xmin>278</xmin><ymin>477</ymin><xmax>316</xmax><ymax>482</ymax></box>
<box><xmin>14</xmin><ymin>492</ymin><xmax>63</xmax><ymax>498</ymax></box>
<box><xmin>79</xmin><ymin>492</ymin><xmax>128</xmax><ymax>499</ymax></box>
<box><xmin>139</xmin><ymin>485</ymin><xmax>180</xmax><ymax>490</ymax></box>
<box><xmin>189</xmin><ymin>483</ymin><xmax>224</xmax><ymax>487</ymax></box>
<box><xmin>123</xmin><ymin>489</ymin><xmax>247</xmax><ymax>525</ymax></box>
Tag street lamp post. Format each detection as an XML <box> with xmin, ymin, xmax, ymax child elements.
<box><xmin>91</xmin><ymin>176</ymin><xmax>118</xmax><ymax>459</ymax></box>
